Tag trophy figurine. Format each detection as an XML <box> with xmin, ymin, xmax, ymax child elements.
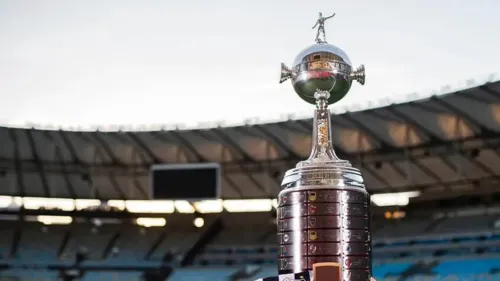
<box><xmin>276</xmin><ymin>12</ymin><xmax>371</xmax><ymax>281</ymax></box>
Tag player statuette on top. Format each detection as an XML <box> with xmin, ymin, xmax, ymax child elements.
<box><xmin>275</xmin><ymin>12</ymin><xmax>371</xmax><ymax>281</ymax></box>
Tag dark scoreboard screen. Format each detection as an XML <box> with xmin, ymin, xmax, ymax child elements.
<box><xmin>149</xmin><ymin>163</ymin><xmax>220</xmax><ymax>200</ymax></box>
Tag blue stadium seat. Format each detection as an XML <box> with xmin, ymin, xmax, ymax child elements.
<box><xmin>0</xmin><ymin>270</ymin><xmax>58</xmax><ymax>281</ymax></box>
<box><xmin>81</xmin><ymin>271</ymin><xmax>143</xmax><ymax>281</ymax></box>
<box><xmin>405</xmin><ymin>273</ymin><xmax>500</xmax><ymax>281</ymax></box>
<box><xmin>372</xmin><ymin>262</ymin><xmax>412</xmax><ymax>279</ymax></box>
<box><xmin>0</xmin><ymin>224</ymin><xmax>13</xmax><ymax>261</ymax></box>
<box><xmin>169</xmin><ymin>268</ymin><xmax>238</xmax><ymax>281</ymax></box>
<box><xmin>253</xmin><ymin>267</ymin><xmax>279</xmax><ymax>280</ymax></box>
<box><xmin>433</xmin><ymin>258</ymin><xmax>500</xmax><ymax>275</ymax></box>
<box><xmin>372</xmin><ymin>258</ymin><xmax>500</xmax><ymax>281</ymax></box>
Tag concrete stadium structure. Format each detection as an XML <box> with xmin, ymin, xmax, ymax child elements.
<box><xmin>1</xmin><ymin>81</ymin><xmax>500</xmax><ymax>200</ymax></box>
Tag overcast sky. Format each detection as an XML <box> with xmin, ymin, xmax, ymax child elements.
<box><xmin>0</xmin><ymin>0</ymin><xmax>499</xmax><ymax>129</ymax></box>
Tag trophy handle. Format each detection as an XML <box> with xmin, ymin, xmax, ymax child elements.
<box><xmin>280</xmin><ymin>63</ymin><xmax>293</xmax><ymax>83</ymax></box>
<box><xmin>351</xmin><ymin>64</ymin><xmax>365</xmax><ymax>85</ymax></box>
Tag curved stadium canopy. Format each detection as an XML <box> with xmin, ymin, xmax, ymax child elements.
<box><xmin>0</xmin><ymin>81</ymin><xmax>499</xmax><ymax>200</ymax></box>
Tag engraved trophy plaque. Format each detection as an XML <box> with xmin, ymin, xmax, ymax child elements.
<box><xmin>277</xmin><ymin>12</ymin><xmax>371</xmax><ymax>281</ymax></box>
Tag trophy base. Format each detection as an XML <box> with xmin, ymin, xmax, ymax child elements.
<box><xmin>253</xmin><ymin>266</ymin><xmax>372</xmax><ymax>281</ymax></box>
<box><xmin>253</xmin><ymin>270</ymin><xmax>312</xmax><ymax>281</ymax></box>
<box><xmin>277</xmin><ymin>164</ymin><xmax>372</xmax><ymax>280</ymax></box>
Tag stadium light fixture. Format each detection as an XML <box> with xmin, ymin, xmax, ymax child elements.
<box><xmin>0</xmin><ymin>193</ymin><xmax>427</xmax><ymax>214</ymax></box>
<box><xmin>126</xmin><ymin>200</ymin><xmax>175</xmax><ymax>214</ymax></box>
<box><xmin>371</xmin><ymin>191</ymin><xmax>420</xmax><ymax>207</ymax></box>
<box><xmin>37</xmin><ymin>215</ymin><xmax>73</xmax><ymax>225</ymax></box>
<box><xmin>136</xmin><ymin>217</ymin><xmax>166</xmax><ymax>227</ymax></box>
<box><xmin>0</xmin><ymin>196</ymin><xmax>13</xmax><ymax>209</ymax></box>
<box><xmin>107</xmin><ymin>200</ymin><xmax>126</xmax><ymax>211</ymax></box>
<box><xmin>74</xmin><ymin>199</ymin><xmax>101</xmax><ymax>210</ymax></box>
<box><xmin>174</xmin><ymin>201</ymin><xmax>196</xmax><ymax>213</ymax></box>
<box><xmin>223</xmin><ymin>199</ymin><xmax>273</xmax><ymax>212</ymax></box>
<box><xmin>193</xmin><ymin>200</ymin><xmax>223</xmax><ymax>214</ymax></box>
<box><xmin>24</xmin><ymin>197</ymin><xmax>75</xmax><ymax>211</ymax></box>
<box><xmin>13</xmin><ymin>197</ymin><xmax>23</xmax><ymax>208</ymax></box>
<box><xmin>384</xmin><ymin>211</ymin><xmax>392</xmax><ymax>219</ymax></box>
<box><xmin>392</xmin><ymin>211</ymin><xmax>406</xmax><ymax>219</ymax></box>
<box><xmin>193</xmin><ymin>217</ymin><xmax>204</xmax><ymax>228</ymax></box>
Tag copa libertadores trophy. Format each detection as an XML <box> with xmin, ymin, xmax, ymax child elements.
<box><xmin>276</xmin><ymin>12</ymin><xmax>371</xmax><ymax>281</ymax></box>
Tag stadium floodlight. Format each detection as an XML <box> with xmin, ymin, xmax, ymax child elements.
<box><xmin>125</xmin><ymin>200</ymin><xmax>175</xmax><ymax>214</ymax></box>
<box><xmin>223</xmin><ymin>199</ymin><xmax>273</xmax><ymax>213</ymax></box>
<box><xmin>193</xmin><ymin>200</ymin><xmax>223</xmax><ymax>214</ymax></box>
<box><xmin>371</xmin><ymin>191</ymin><xmax>421</xmax><ymax>207</ymax></box>
<box><xmin>0</xmin><ymin>196</ymin><xmax>13</xmax><ymax>209</ymax></box>
<box><xmin>23</xmin><ymin>197</ymin><xmax>75</xmax><ymax>211</ymax></box>
<box><xmin>12</xmin><ymin>197</ymin><xmax>23</xmax><ymax>209</ymax></box>
<box><xmin>193</xmin><ymin>217</ymin><xmax>204</xmax><ymax>228</ymax></box>
<box><xmin>74</xmin><ymin>199</ymin><xmax>101</xmax><ymax>210</ymax></box>
<box><xmin>107</xmin><ymin>200</ymin><xmax>126</xmax><ymax>211</ymax></box>
<box><xmin>37</xmin><ymin>215</ymin><xmax>73</xmax><ymax>225</ymax></box>
<box><xmin>136</xmin><ymin>217</ymin><xmax>166</xmax><ymax>227</ymax></box>
<box><xmin>174</xmin><ymin>201</ymin><xmax>196</xmax><ymax>213</ymax></box>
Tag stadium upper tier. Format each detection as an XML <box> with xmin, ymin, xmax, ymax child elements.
<box><xmin>0</xmin><ymin>81</ymin><xmax>500</xmax><ymax>200</ymax></box>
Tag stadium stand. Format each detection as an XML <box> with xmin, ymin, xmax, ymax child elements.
<box><xmin>1</xmin><ymin>81</ymin><xmax>500</xmax><ymax>280</ymax></box>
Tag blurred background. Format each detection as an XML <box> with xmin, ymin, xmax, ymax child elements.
<box><xmin>1</xmin><ymin>0</ymin><xmax>500</xmax><ymax>280</ymax></box>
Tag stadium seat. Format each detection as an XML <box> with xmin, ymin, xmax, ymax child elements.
<box><xmin>372</xmin><ymin>262</ymin><xmax>412</xmax><ymax>279</ymax></box>
<box><xmin>0</xmin><ymin>270</ymin><xmax>58</xmax><ymax>281</ymax></box>
<box><xmin>252</xmin><ymin>267</ymin><xmax>280</xmax><ymax>280</ymax></box>
<box><xmin>169</xmin><ymin>268</ymin><xmax>238</xmax><ymax>281</ymax></box>
<box><xmin>405</xmin><ymin>273</ymin><xmax>500</xmax><ymax>281</ymax></box>
<box><xmin>16</xmin><ymin>224</ymin><xmax>66</xmax><ymax>264</ymax></box>
<box><xmin>81</xmin><ymin>271</ymin><xmax>143</xmax><ymax>281</ymax></box>
<box><xmin>433</xmin><ymin>258</ymin><xmax>500</xmax><ymax>275</ymax></box>
<box><xmin>0</xmin><ymin>224</ymin><xmax>13</xmax><ymax>261</ymax></box>
<box><xmin>431</xmin><ymin>216</ymin><xmax>497</xmax><ymax>234</ymax></box>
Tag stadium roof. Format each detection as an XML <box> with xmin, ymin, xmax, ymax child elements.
<box><xmin>1</xmin><ymin>81</ymin><xmax>500</xmax><ymax>200</ymax></box>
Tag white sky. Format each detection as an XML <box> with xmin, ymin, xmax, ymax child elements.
<box><xmin>0</xmin><ymin>0</ymin><xmax>499</xmax><ymax>129</ymax></box>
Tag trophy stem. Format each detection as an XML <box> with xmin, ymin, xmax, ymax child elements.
<box><xmin>308</xmin><ymin>90</ymin><xmax>340</xmax><ymax>161</ymax></box>
<box><xmin>297</xmin><ymin>90</ymin><xmax>349</xmax><ymax>168</ymax></box>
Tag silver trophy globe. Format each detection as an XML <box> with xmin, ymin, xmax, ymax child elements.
<box><xmin>277</xmin><ymin>12</ymin><xmax>371</xmax><ymax>281</ymax></box>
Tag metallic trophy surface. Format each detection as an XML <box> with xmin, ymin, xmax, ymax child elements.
<box><xmin>277</xmin><ymin>13</ymin><xmax>371</xmax><ymax>281</ymax></box>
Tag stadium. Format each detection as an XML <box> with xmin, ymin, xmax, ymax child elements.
<box><xmin>0</xmin><ymin>80</ymin><xmax>500</xmax><ymax>281</ymax></box>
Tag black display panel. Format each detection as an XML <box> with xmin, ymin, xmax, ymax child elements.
<box><xmin>150</xmin><ymin>163</ymin><xmax>220</xmax><ymax>200</ymax></box>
